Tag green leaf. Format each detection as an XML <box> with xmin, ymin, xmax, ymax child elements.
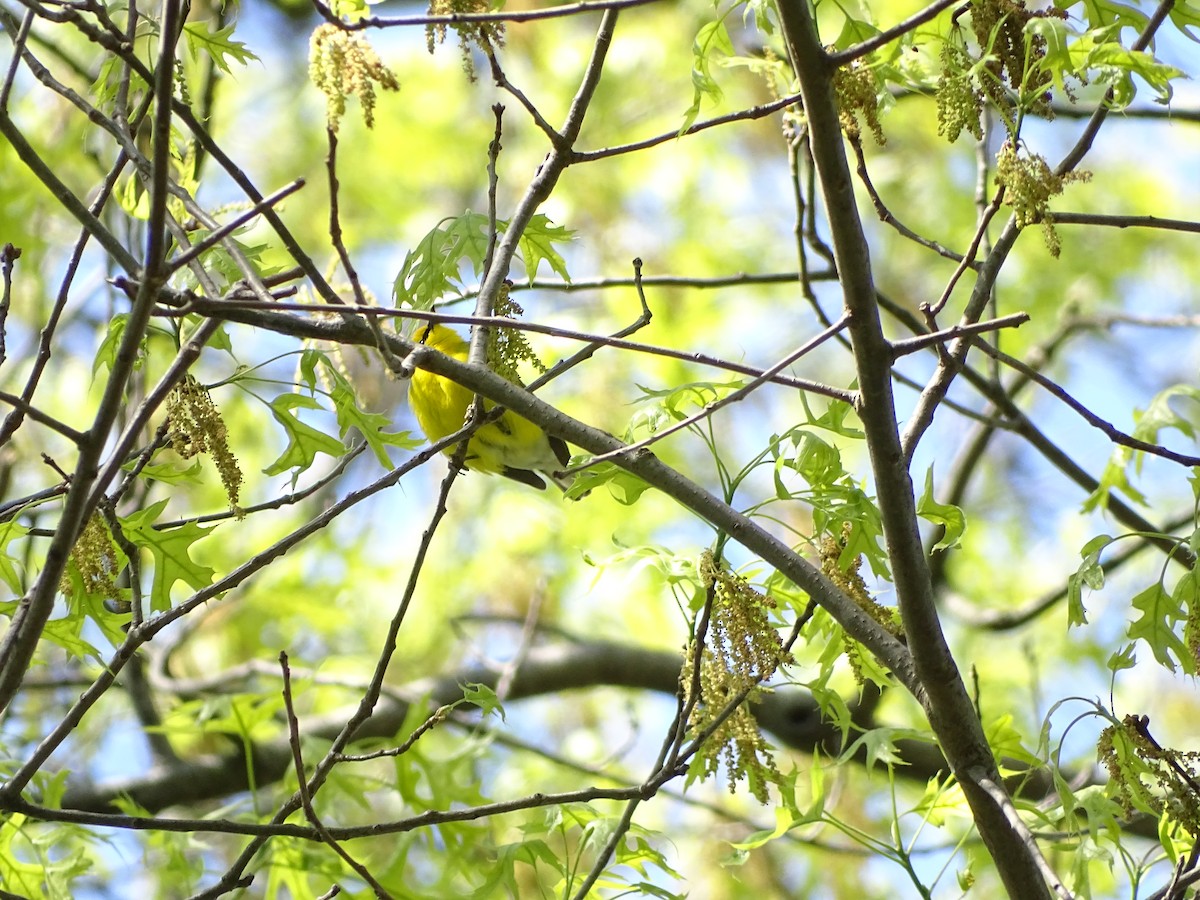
<box><xmin>262</xmin><ymin>393</ymin><xmax>346</xmax><ymax>478</ymax></box>
<box><xmin>121</xmin><ymin>499</ymin><xmax>216</xmax><ymax>612</ymax></box>
<box><xmin>1070</xmin><ymin>0</ymin><xmax>1149</xmax><ymax>33</ymax></box>
<box><xmin>180</xmin><ymin>238</ymin><xmax>274</xmax><ymax>293</ymax></box>
<box><xmin>1080</xmin><ymin>533</ymin><xmax>1116</xmax><ymax>559</ymax></box>
<box><xmin>1052</xmin><ymin>21</ymin><xmax>1188</xmax><ymax>109</ymax></box>
<box><xmin>393</xmin><ymin>216</ymin><xmax>479</xmax><ymax>308</ymax></box>
<box><xmin>183</xmin><ymin>313</ymin><xmax>233</xmax><ymax>354</ymax></box>
<box><xmin>839</xmin><ymin>725</ymin><xmax>931</xmax><ymax>771</ymax></box>
<box><xmin>93</xmin><ymin>313</ymin><xmax>133</xmax><ymax>374</ymax></box>
<box><xmin>1133</xmin><ymin>385</ymin><xmax>1200</xmax><ymax>443</ymax></box>
<box><xmin>912</xmin><ymin>775</ymin><xmax>968</xmax><ymax>827</ymax></box>
<box><xmin>517</xmin><ymin>214</ymin><xmax>574</xmax><ymax>282</ymax></box>
<box><xmin>1170</xmin><ymin>1</ymin><xmax>1200</xmax><ymax>42</ymax></box>
<box><xmin>1086</xmin><ymin>42</ymin><xmax>1186</xmax><ymax>106</ymax></box>
<box><xmin>957</xmin><ymin>865</ymin><xmax>976</xmax><ymax>893</ymax></box>
<box><xmin>1126</xmin><ymin>577</ymin><xmax>1193</xmax><ymax>674</ymax></box>
<box><xmin>60</xmin><ymin>566</ymin><xmax>131</xmax><ymax>648</ymax></box>
<box><xmin>985</xmin><ymin>714</ymin><xmax>1042</xmax><ymax>768</ymax></box>
<box><xmin>1082</xmin><ymin>452</ymin><xmax>1147</xmax><ymax>511</ymax></box>
<box><xmin>42</xmin><ymin>613</ymin><xmax>103</xmax><ymax>663</ymax></box>
<box><xmin>1107</xmin><ymin>642</ymin><xmax>1137</xmax><ymax>672</ymax></box>
<box><xmin>461</xmin><ymin>682</ymin><xmax>505</xmax><ymax>721</ymax></box>
<box><xmin>161</xmin><ymin>693</ymin><xmax>286</xmax><ymax>743</ymax></box>
<box><xmin>0</xmin><ymin>812</ymin><xmax>96</xmax><ymax>898</ymax></box>
<box><xmin>320</xmin><ymin>362</ymin><xmax>421</xmax><ymax>468</ymax></box>
<box><xmin>330</xmin><ymin>0</ymin><xmax>369</xmax><ymax>19</ymax></box>
<box><xmin>775</xmin><ymin>429</ymin><xmax>842</xmax><ymax>489</ymax></box>
<box><xmin>130</xmin><ymin>459</ymin><xmax>205</xmax><ymax>486</ymax></box>
<box><xmin>730</xmin><ymin>806</ymin><xmax>799</xmax><ymax>853</ymax></box>
<box><xmin>0</xmin><ymin>519</ymin><xmax>30</xmax><ymax>592</ymax></box>
<box><xmin>917</xmin><ymin>467</ymin><xmax>966</xmax><ymax>551</ymax></box>
<box><xmin>1069</xmin><ymin>535</ymin><xmax>1115</xmax><ymax>626</ymax></box>
<box><xmin>633</xmin><ymin>379</ymin><xmax>743</xmax><ymax>420</ymax></box>
<box><xmin>92</xmin><ymin>53</ymin><xmax>146</xmax><ymax>107</ymax></box>
<box><xmin>570</xmin><ymin>461</ymin><xmax>651</xmax><ymax>504</ymax></box>
<box><xmin>809</xmin><ymin>482</ymin><xmax>890</xmax><ymax>579</ymax></box>
<box><xmin>807</xmin><ymin>681</ymin><xmax>853</xmax><ymax>745</ymax></box>
<box><xmin>391</xmin><ymin>213</ymin><xmax>489</xmax><ymax>312</ymax></box>
<box><xmin>803</xmin><ymin>396</ymin><xmax>864</xmax><ymax>438</ymax></box>
<box><xmin>183</xmin><ymin>21</ymin><xmax>258</xmax><ymax>74</ymax></box>
<box><xmin>395</xmin><ymin>211</ymin><xmax>572</xmax><ymax>307</ymax></box>
<box><xmin>1066</xmin><ymin>570</ymin><xmax>1088</xmax><ymax>627</ymax></box>
<box><xmin>832</xmin><ymin>15</ymin><xmax>884</xmax><ymax>56</ymax></box>
<box><xmin>681</xmin><ymin>16</ymin><xmax>734</xmax><ymax>133</ymax></box>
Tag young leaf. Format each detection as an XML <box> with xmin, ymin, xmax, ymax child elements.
<box><xmin>93</xmin><ymin>314</ymin><xmax>135</xmax><ymax>375</ymax></box>
<box><xmin>320</xmin><ymin>362</ymin><xmax>421</xmax><ymax>468</ymax></box>
<box><xmin>0</xmin><ymin>519</ymin><xmax>30</xmax><ymax>592</ymax></box>
<box><xmin>681</xmin><ymin>16</ymin><xmax>734</xmax><ymax>133</ymax></box>
<box><xmin>263</xmin><ymin>393</ymin><xmax>347</xmax><ymax>478</ymax></box>
<box><xmin>183</xmin><ymin>21</ymin><xmax>259</xmax><ymax>74</ymax></box>
<box><xmin>1127</xmin><ymin>578</ymin><xmax>1193</xmax><ymax>674</ymax></box>
<box><xmin>917</xmin><ymin>467</ymin><xmax>966</xmax><ymax>551</ymax></box>
<box><xmin>517</xmin><ymin>214</ymin><xmax>574</xmax><ymax>282</ymax></box>
<box><xmin>121</xmin><ymin>499</ymin><xmax>216</xmax><ymax>612</ymax></box>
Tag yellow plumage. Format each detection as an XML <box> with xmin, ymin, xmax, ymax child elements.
<box><xmin>408</xmin><ymin>324</ymin><xmax>575</xmax><ymax>492</ymax></box>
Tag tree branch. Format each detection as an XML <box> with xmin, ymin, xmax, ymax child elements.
<box><xmin>773</xmin><ymin>0</ymin><xmax>1058</xmax><ymax>895</ymax></box>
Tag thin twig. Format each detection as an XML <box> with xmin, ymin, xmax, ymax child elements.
<box><xmin>281</xmin><ymin>652</ymin><xmax>395</xmax><ymax>900</ymax></box>
<box><xmin>314</xmin><ymin>0</ymin><xmax>659</xmax><ymax>29</ymax></box>
<box><xmin>848</xmin><ymin>132</ymin><xmax>973</xmax><ymax>266</ymax></box>
<box><xmin>152</xmin><ymin>294</ymin><xmax>854</xmax><ymax>400</ymax></box>
<box><xmin>972</xmin><ymin>338</ymin><xmax>1200</xmax><ymax>468</ymax></box>
<box><xmin>325</xmin><ymin>132</ymin><xmax>365</xmax><ymax>308</ymax></box>
<box><xmin>570</xmin><ymin>315</ymin><xmax>851</xmax><ymax>473</ymax></box>
<box><xmin>334</xmin><ymin>703</ymin><xmax>452</xmax><ymax>764</ymax></box>
<box><xmin>483</xmin><ymin>103</ymin><xmax>504</xmax><ymax>279</ymax></box>
<box><xmin>0</xmin><ymin>243</ymin><xmax>19</xmax><ymax>369</ymax></box>
<box><xmin>0</xmin><ymin>390</ymin><xmax>85</xmax><ymax>442</ymax></box>
<box><xmin>924</xmin><ymin>191</ymin><xmax>1004</xmax><ymax>322</ymax></box>
<box><xmin>828</xmin><ymin>0</ymin><xmax>963</xmax><ymax>65</ymax></box>
<box><xmin>485</xmin><ymin>46</ymin><xmax>556</xmax><ymax>140</ymax></box>
<box><xmin>469</xmin><ymin>7</ymin><xmax>619</xmax><ymax>363</ymax></box>
<box><xmin>165</xmin><ymin>179</ymin><xmax>305</xmax><ymax>274</ymax></box>
<box><xmin>523</xmin><ymin>257</ymin><xmax>654</xmax><ymax>388</ymax></box>
<box><xmin>1048</xmin><ymin>212</ymin><xmax>1200</xmax><ymax>234</ymax></box>
<box><xmin>326</xmin><ymin>129</ymin><xmax>401</xmax><ymax>371</ymax></box>
<box><xmin>0</xmin><ymin>7</ymin><xmax>33</xmax><ymax>111</ymax></box>
<box><xmin>890</xmin><ymin>312</ymin><xmax>1029</xmax><ymax>357</ymax></box>
<box><xmin>952</xmin><ymin>362</ymin><xmax>1197</xmax><ymax>568</ymax></box>
<box><xmin>573</xmin><ymin>92</ymin><xmax>802</xmax><ymax>163</ymax></box>
<box><xmin>203</xmin><ymin>438</ymin><xmax>468</xmax><ymax>892</ymax></box>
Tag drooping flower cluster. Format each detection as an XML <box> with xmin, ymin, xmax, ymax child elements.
<box><xmin>683</xmin><ymin>551</ymin><xmax>795</xmax><ymax>803</ymax></box>
<box><xmin>309</xmin><ymin>24</ymin><xmax>400</xmax><ymax>132</ymax></box>
<box><xmin>167</xmin><ymin>375</ymin><xmax>243</xmax><ymax>513</ymax></box>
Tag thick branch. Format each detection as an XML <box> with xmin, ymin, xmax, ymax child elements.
<box><xmin>773</xmin><ymin>0</ymin><xmax>1057</xmax><ymax>896</ymax></box>
<box><xmin>0</xmin><ymin>0</ymin><xmax>185</xmax><ymax>720</ymax></box>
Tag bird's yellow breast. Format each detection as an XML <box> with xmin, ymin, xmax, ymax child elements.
<box><xmin>408</xmin><ymin>325</ymin><xmax>569</xmax><ymax>481</ymax></box>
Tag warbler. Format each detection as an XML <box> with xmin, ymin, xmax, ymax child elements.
<box><xmin>408</xmin><ymin>323</ymin><xmax>576</xmax><ymax>493</ymax></box>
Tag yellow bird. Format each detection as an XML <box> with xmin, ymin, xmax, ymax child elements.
<box><xmin>408</xmin><ymin>323</ymin><xmax>576</xmax><ymax>493</ymax></box>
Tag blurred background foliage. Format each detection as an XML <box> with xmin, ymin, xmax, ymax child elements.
<box><xmin>1</xmin><ymin>0</ymin><xmax>1200</xmax><ymax>896</ymax></box>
